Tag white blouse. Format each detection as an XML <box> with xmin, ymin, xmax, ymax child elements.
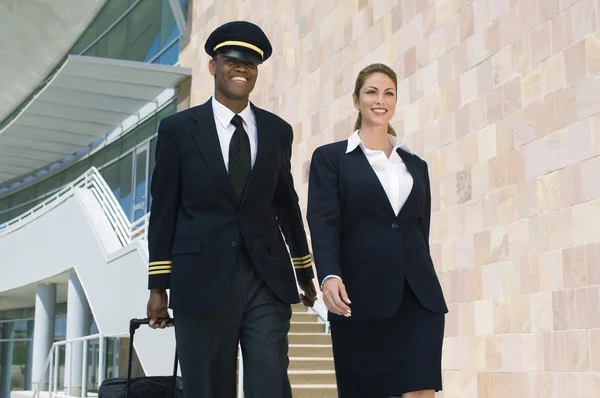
<box><xmin>320</xmin><ymin>130</ymin><xmax>414</xmax><ymax>289</ymax></box>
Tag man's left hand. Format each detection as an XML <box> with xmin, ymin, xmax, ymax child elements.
<box><xmin>298</xmin><ymin>279</ymin><xmax>318</xmax><ymax>307</ymax></box>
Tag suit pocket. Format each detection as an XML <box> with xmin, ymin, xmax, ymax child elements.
<box><xmin>171</xmin><ymin>239</ymin><xmax>202</xmax><ymax>255</ymax></box>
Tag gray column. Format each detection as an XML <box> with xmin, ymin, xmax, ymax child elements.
<box><xmin>24</xmin><ymin>319</ymin><xmax>34</xmax><ymax>390</ymax></box>
<box><xmin>31</xmin><ymin>283</ymin><xmax>56</xmax><ymax>391</ymax></box>
<box><xmin>1</xmin><ymin>322</ymin><xmax>15</xmax><ymax>398</ymax></box>
<box><xmin>64</xmin><ymin>272</ymin><xmax>91</xmax><ymax>395</ymax></box>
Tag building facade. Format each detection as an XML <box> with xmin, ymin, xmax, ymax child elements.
<box><xmin>1</xmin><ymin>0</ymin><xmax>600</xmax><ymax>397</ymax></box>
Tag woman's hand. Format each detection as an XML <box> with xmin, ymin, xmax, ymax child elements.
<box><xmin>321</xmin><ymin>278</ymin><xmax>352</xmax><ymax>316</ymax></box>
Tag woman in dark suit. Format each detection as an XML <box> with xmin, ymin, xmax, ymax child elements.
<box><xmin>307</xmin><ymin>63</ymin><xmax>448</xmax><ymax>398</ymax></box>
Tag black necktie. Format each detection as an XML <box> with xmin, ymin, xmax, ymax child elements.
<box><xmin>229</xmin><ymin>114</ymin><xmax>251</xmax><ymax>201</ymax></box>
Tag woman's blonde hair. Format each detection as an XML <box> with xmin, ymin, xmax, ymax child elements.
<box><xmin>353</xmin><ymin>63</ymin><xmax>398</xmax><ymax>136</ymax></box>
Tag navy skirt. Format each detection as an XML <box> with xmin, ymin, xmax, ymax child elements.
<box><xmin>329</xmin><ymin>280</ymin><xmax>445</xmax><ymax>398</ymax></box>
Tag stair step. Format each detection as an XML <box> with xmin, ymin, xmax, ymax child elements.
<box><xmin>288</xmin><ymin>332</ymin><xmax>331</xmax><ymax>345</ymax></box>
<box><xmin>289</xmin><ymin>344</ymin><xmax>333</xmax><ymax>357</ymax></box>
<box><xmin>291</xmin><ymin>303</ymin><xmax>308</xmax><ymax>311</ymax></box>
<box><xmin>289</xmin><ymin>357</ymin><xmax>335</xmax><ymax>370</ymax></box>
<box><xmin>291</xmin><ymin>312</ymin><xmax>319</xmax><ymax>322</ymax></box>
<box><xmin>290</xmin><ymin>322</ymin><xmax>325</xmax><ymax>333</ymax></box>
<box><xmin>292</xmin><ymin>384</ymin><xmax>338</xmax><ymax>397</ymax></box>
<box><xmin>288</xmin><ymin>370</ymin><xmax>336</xmax><ymax>384</ymax></box>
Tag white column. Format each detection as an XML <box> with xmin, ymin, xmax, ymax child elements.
<box><xmin>24</xmin><ymin>319</ymin><xmax>34</xmax><ymax>390</ymax></box>
<box><xmin>64</xmin><ymin>272</ymin><xmax>91</xmax><ymax>395</ymax></box>
<box><xmin>1</xmin><ymin>322</ymin><xmax>15</xmax><ymax>398</ymax></box>
<box><xmin>31</xmin><ymin>283</ymin><xmax>56</xmax><ymax>391</ymax></box>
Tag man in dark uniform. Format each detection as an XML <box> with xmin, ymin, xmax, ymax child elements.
<box><xmin>145</xmin><ymin>21</ymin><xmax>317</xmax><ymax>398</ymax></box>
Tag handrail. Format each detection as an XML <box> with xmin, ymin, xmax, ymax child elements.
<box><xmin>33</xmin><ymin>332</ymin><xmax>128</xmax><ymax>398</ymax></box>
<box><xmin>0</xmin><ymin>167</ymin><xmax>146</xmax><ymax>246</ymax></box>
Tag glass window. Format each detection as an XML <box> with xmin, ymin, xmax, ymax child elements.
<box><xmin>34</xmin><ymin>173</ymin><xmax>62</xmax><ymax>198</ymax></box>
<box><xmin>126</xmin><ymin>0</ymin><xmax>162</xmax><ymax>62</ymax></box>
<box><xmin>94</xmin><ymin>17</ymin><xmax>127</xmax><ymax>60</ymax></box>
<box><xmin>71</xmin><ymin>19</ymin><xmax>98</xmax><ymax>55</ymax></box>
<box><xmin>118</xmin><ymin>154</ymin><xmax>133</xmax><ymax>219</ymax></box>
<box><xmin>102</xmin><ymin>161</ymin><xmax>120</xmax><ymax>200</ymax></box>
<box><xmin>97</xmin><ymin>0</ymin><xmax>129</xmax><ymax>33</ymax></box>
<box><xmin>160</xmin><ymin>0</ymin><xmax>178</xmax><ymax>47</ymax></box>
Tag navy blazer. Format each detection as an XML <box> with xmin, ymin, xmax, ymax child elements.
<box><xmin>146</xmin><ymin>99</ymin><xmax>314</xmax><ymax>314</ymax></box>
<box><xmin>307</xmin><ymin>141</ymin><xmax>447</xmax><ymax>321</ymax></box>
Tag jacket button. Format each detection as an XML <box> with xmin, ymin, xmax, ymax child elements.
<box><xmin>231</xmin><ymin>241</ymin><xmax>237</xmax><ymax>247</ymax></box>
<box><xmin>392</xmin><ymin>223</ymin><xmax>399</xmax><ymax>229</ymax></box>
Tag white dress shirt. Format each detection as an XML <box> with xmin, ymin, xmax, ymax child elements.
<box><xmin>321</xmin><ymin>130</ymin><xmax>414</xmax><ymax>288</ymax></box>
<box><xmin>211</xmin><ymin>95</ymin><xmax>258</xmax><ymax>170</ymax></box>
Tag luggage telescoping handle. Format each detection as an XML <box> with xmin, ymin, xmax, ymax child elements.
<box><xmin>126</xmin><ymin>317</ymin><xmax>178</xmax><ymax>398</ymax></box>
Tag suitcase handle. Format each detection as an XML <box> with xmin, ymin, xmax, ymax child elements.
<box><xmin>126</xmin><ymin>317</ymin><xmax>178</xmax><ymax>398</ymax></box>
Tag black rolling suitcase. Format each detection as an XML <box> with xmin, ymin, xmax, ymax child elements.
<box><xmin>98</xmin><ymin>318</ymin><xmax>183</xmax><ymax>398</ymax></box>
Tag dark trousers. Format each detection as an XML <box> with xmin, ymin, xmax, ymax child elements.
<box><xmin>173</xmin><ymin>248</ymin><xmax>293</xmax><ymax>398</ymax></box>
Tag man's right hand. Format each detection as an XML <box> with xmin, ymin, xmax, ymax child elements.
<box><xmin>147</xmin><ymin>288</ymin><xmax>172</xmax><ymax>329</ymax></box>
<box><xmin>321</xmin><ymin>278</ymin><xmax>351</xmax><ymax>317</ymax></box>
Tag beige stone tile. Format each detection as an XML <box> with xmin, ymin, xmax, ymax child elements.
<box><xmin>478</xmin><ymin>124</ymin><xmax>497</xmax><ymax>162</ymax></box>
<box><xmin>512</xmin><ymin>35</ymin><xmax>532</xmax><ymax>74</ymax></box>
<box><xmin>484</xmin><ymin>19</ymin><xmax>501</xmax><ymax>58</ymax></box>
<box><xmin>548</xmin><ymin>208</ymin><xmax>573</xmax><ymax>249</ymax></box>
<box><xmin>458</xmin><ymin>231</ymin><xmax>475</xmax><ymax>267</ymax></box>
<box><xmin>586</xmin><ymin>242</ymin><xmax>600</xmax><ymax>285</ymax></box>
<box><xmin>489</xmin><ymin>155</ymin><xmax>508</xmax><ymax>192</ymax></box>
<box><xmin>539</xmin><ymin>250</ymin><xmax>564</xmax><ymax>291</ymax></box>
<box><xmin>459</xmin><ymin>301</ymin><xmax>476</xmax><ymax>336</ymax></box>
<box><xmin>519</xmin><ymin>256</ymin><xmax>541</xmax><ymax>295</ymax></box>
<box><xmin>530</xmin><ymin>292</ymin><xmax>553</xmax><ymax>332</ymax></box>
<box><xmin>502</xmin><ymin>334</ymin><xmax>523</xmax><ymax>371</ymax></box>
<box><xmin>551</xmin><ymin>7</ymin><xmax>574</xmax><ymax>53</ymax></box>
<box><xmin>586</xmin><ymin>31</ymin><xmax>600</xmax><ymax>75</ymax></box>
<box><xmin>514</xmin><ymin>104</ymin><xmax>536</xmax><ymax>150</ymax></box>
<box><xmin>566</xmin><ymin>330</ymin><xmax>591</xmax><ymax>371</ymax></box>
<box><xmin>508</xmin><ymin>218</ymin><xmax>530</xmax><ymax>258</ymax></box>
<box><xmin>519</xmin><ymin>0</ymin><xmax>541</xmax><ymax>35</ymax></box>
<box><xmin>511</xmin><ymin>294</ymin><xmax>532</xmax><ymax>332</ymax></box>
<box><xmin>590</xmin><ymin>329</ymin><xmax>600</xmax><ymax>372</ymax></box>
<box><xmin>498</xmin><ymin>185</ymin><xmax>519</xmax><ymax>224</ymax></box>
<box><xmin>469</xmin><ymin>96</ymin><xmax>488</xmax><ymax>133</ymax></box>
<box><xmin>485</xmin><ymin>334</ymin><xmax>503</xmax><ymax>370</ymax></box>
<box><xmin>451</xmin><ymin>268</ymin><xmax>467</xmax><ymax>303</ymax></box>
<box><xmin>459</xmin><ymin>4</ymin><xmax>475</xmax><ymax>41</ymax></box>
<box><xmin>577</xmin><ymin>74</ymin><xmax>600</xmax><ymax>120</ymax></box>
<box><xmin>529</xmin><ymin>212</ymin><xmax>550</xmax><ymax>254</ymax></box>
<box><xmin>482</xmin><ymin>191</ymin><xmax>500</xmax><ymax>228</ymax></box>
<box><xmin>494</xmin><ymin>46</ymin><xmax>515</xmax><ymax>87</ymax></box>
<box><xmin>404</xmin><ymin>46</ymin><xmax>417</xmax><ymax>78</ymax></box>
<box><xmin>461</xmin><ymin>67</ymin><xmax>478</xmax><ymax>105</ymax></box>
<box><xmin>517</xmin><ymin>179</ymin><xmax>538</xmax><ymax>220</ymax></box>
<box><xmin>572</xmin><ymin>199</ymin><xmax>600</xmax><ymax>246</ymax></box>
<box><xmin>494</xmin><ymin>297</ymin><xmax>512</xmax><ymax>334</ymax></box>
<box><xmin>490</xmin><ymin>224</ymin><xmax>509</xmax><ymax>262</ymax></box>
<box><xmin>467</xmin><ymin>335</ymin><xmax>486</xmax><ymax>370</ymax></box>
<box><xmin>562</xmin><ymin>245</ymin><xmax>588</xmax><ymax>289</ymax></box>
<box><xmin>502</xmin><ymin>77</ymin><xmax>522</xmax><ymax>116</ymax></box>
<box><xmin>474</xmin><ymin>299</ymin><xmax>494</xmax><ymax>335</ymax></box>
<box><xmin>531</xmin><ymin>21</ymin><xmax>553</xmax><ymax>66</ymax></box>
<box><xmin>558</xmin><ymin>164</ymin><xmax>583</xmax><ymax>207</ymax></box>
<box><xmin>551</xmin><ymin>85</ymin><xmax>578</xmax><ymax>131</ymax></box>
<box><xmin>521</xmin><ymin>64</ymin><xmax>543</xmax><ymax>106</ymax></box>
<box><xmin>494</xmin><ymin>372</ymin><xmax>534</xmax><ymax>398</ymax></box>
<box><xmin>578</xmin><ymin>373</ymin><xmax>600</xmax><ymax>398</ymax></box>
<box><xmin>474</xmin><ymin>229</ymin><xmax>491</xmax><ymax>266</ymax></box>
<box><xmin>572</xmin><ymin>0</ymin><xmax>597</xmax><ymax>43</ymax></box>
<box><xmin>495</xmin><ymin>115</ymin><xmax>515</xmax><ymax>154</ymax></box>
<box><xmin>478</xmin><ymin>371</ymin><xmax>495</xmax><ymax>398</ymax></box>
<box><xmin>548</xmin><ymin>330</ymin><xmax>567</xmax><ymax>371</ymax></box>
<box><xmin>553</xmin><ymin>289</ymin><xmax>577</xmax><ymax>331</ymax></box>
<box><xmin>499</xmin><ymin>5</ymin><xmax>520</xmax><ymax>48</ymax></box>
<box><xmin>471</xmin><ymin>161</ymin><xmax>490</xmax><ymax>198</ymax></box>
<box><xmin>541</xmin><ymin>52</ymin><xmax>565</xmax><ymax>98</ymax></box>
<box><xmin>533</xmin><ymin>96</ymin><xmax>557</xmax><ymax>139</ymax></box>
<box><xmin>487</xmin><ymin>87</ymin><xmax>505</xmax><ymax>124</ymax></box>
<box><xmin>535</xmin><ymin>373</ymin><xmax>555</xmax><ymax>398</ymax></box>
<box><xmin>564</xmin><ymin>39</ymin><xmax>589</xmax><ymax>86</ymax></box>
<box><xmin>576</xmin><ymin>286</ymin><xmax>600</xmax><ymax>329</ymax></box>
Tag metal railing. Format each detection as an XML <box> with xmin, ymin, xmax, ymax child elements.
<box><xmin>0</xmin><ymin>167</ymin><xmax>150</xmax><ymax>245</ymax></box>
<box><xmin>33</xmin><ymin>333</ymin><xmax>127</xmax><ymax>398</ymax></box>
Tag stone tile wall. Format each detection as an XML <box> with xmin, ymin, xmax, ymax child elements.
<box><xmin>179</xmin><ymin>0</ymin><xmax>600</xmax><ymax>396</ymax></box>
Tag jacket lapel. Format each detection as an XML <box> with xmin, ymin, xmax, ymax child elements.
<box><xmin>188</xmin><ymin>101</ymin><xmax>237</xmax><ymax>202</ymax></box>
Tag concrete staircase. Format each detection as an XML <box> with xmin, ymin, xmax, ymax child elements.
<box><xmin>288</xmin><ymin>304</ymin><xmax>337</xmax><ymax>398</ymax></box>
